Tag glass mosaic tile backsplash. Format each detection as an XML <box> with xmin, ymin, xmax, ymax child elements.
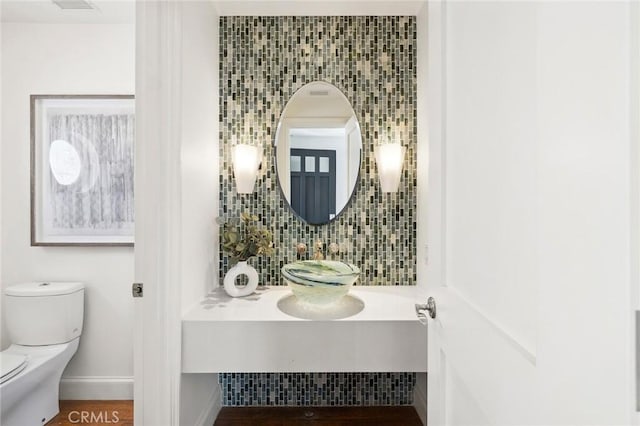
<box><xmin>218</xmin><ymin>16</ymin><xmax>417</xmax><ymax>287</ymax></box>
<box><xmin>219</xmin><ymin>373</ymin><xmax>416</xmax><ymax>406</ymax></box>
<box><xmin>219</xmin><ymin>16</ymin><xmax>417</xmax><ymax>407</ymax></box>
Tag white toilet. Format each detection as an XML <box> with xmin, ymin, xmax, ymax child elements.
<box><xmin>0</xmin><ymin>282</ymin><xmax>84</xmax><ymax>426</ymax></box>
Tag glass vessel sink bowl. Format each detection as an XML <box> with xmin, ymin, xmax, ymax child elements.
<box><xmin>281</xmin><ymin>260</ymin><xmax>360</xmax><ymax>305</ymax></box>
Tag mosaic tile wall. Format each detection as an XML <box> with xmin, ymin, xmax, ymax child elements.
<box><xmin>219</xmin><ymin>16</ymin><xmax>417</xmax><ymax>407</ymax></box>
<box><xmin>219</xmin><ymin>373</ymin><xmax>416</xmax><ymax>406</ymax></box>
<box><xmin>219</xmin><ymin>16</ymin><xmax>417</xmax><ymax>287</ymax></box>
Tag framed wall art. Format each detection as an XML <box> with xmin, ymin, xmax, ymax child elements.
<box><xmin>30</xmin><ymin>95</ymin><xmax>135</xmax><ymax>246</ymax></box>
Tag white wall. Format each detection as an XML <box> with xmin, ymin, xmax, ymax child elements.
<box><xmin>180</xmin><ymin>1</ymin><xmax>219</xmax><ymax>316</ymax></box>
<box><xmin>179</xmin><ymin>1</ymin><xmax>220</xmax><ymax>423</ymax></box>
<box><xmin>1</xmin><ymin>23</ymin><xmax>135</xmax><ymax>399</ymax></box>
<box><xmin>418</xmin><ymin>0</ymin><xmax>436</xmax><ymax>294</ymax></box>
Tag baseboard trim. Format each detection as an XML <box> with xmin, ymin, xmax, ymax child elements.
<box><xmin>60</xmin><ymin>376</ymin><xmax>133</xmax><ymax>400</ymax></box>
<box><xmin>413</xmin><ymin>372</ymin><xmax>427</xmax><ymax>426</ymax></box>
<box><xmin>195</xmin><ymin>383</ymin><xmax>221</xmax><ymax>426</ymax></box>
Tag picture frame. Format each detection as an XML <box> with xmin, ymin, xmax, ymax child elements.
<box><xmin>30</xmin><ymin>95</ymin><xmax>135</xmax><ymax>246</ymax></box>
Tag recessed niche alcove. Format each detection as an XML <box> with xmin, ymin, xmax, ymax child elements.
<box><xmin>211</xmin><ymin>14</ymin><xmax>425</xmax><ymax>408</ymax></box>
<box><xmin>175</xmin><ymin>1</ymin><xmax>431</xmax><ymax>424</ymax></box>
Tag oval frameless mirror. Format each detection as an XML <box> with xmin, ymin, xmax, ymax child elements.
<box><xmin>275</xmin><ymin>81</ymin><xmax>362</xmax><ymax>225</ymax></box>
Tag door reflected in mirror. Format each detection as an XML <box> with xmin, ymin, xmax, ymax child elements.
<box><xmin>275</xmin><ymin>82</ymin><xmax>362</xmax><ymax>225</ymax></box>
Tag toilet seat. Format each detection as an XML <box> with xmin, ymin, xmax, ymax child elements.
<box><xmin>0</xmin><ymin>352</ymin><xmax>27</xmax><ymax>385</ymax></box>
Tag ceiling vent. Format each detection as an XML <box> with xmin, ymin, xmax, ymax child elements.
<box><xmin>52</xmin><ymin>0</ymin><xmax>95</xmax><ymax>10</ymax></box>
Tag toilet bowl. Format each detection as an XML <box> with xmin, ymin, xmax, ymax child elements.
<box><xmin>0</xmin><ymin>282</ymin><xmax>84</xmax><ymax>426</ymax></box>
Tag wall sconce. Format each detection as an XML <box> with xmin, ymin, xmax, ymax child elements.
<box><xmin>374</xmin><ymin>142</ymin><xmax>406</xmax><ymax>193</ymax></box>
<box><xmin>232</xmin><ymin>143</ymin><xmax>262</xmax><ymax>194</ymax></box>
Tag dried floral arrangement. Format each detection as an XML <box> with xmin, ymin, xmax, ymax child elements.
<box><xmin>221</xmin><ymin>212</ymin><xmax>274</xmax><ymax>263</ymax></box>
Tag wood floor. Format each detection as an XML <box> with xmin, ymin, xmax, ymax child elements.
<box><xmin>47</xmin><ymin>401</ymin><xmax>422</xmax><ymax>426</ymax></box>
<box><xmin>47</xmin><ymin>401</ymin><xmax>133</xmax><ymax>426</ymax></box>
<box><xmin>214</xmin><ymin>406</ymin><xmax>423</xmax><ymax>426</ymax></box>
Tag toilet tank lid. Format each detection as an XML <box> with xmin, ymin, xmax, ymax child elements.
<box><xmin>5</xmin><ymin>282</ymin><xmax>84</xmax><ymax>297</ymax></box>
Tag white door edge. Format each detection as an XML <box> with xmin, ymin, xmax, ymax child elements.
<box><xmin>631</xmin><ymin>0</ymin><xmax>640</xmax><ymax>421</ymax></box>
<box><xmin>134</xmin><ymin>2</ymin><xmax>184</xmax><ymax>425</ymax></box>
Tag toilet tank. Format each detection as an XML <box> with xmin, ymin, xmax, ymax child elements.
<box><xmin>4</xmin><ymin>282</ymin><xmax>84</xmax><ymax>346</ymax></box>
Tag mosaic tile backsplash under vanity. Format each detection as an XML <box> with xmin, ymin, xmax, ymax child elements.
<box><xmin>219</xmin><ymin>16</ymin><xmax>417</xmax><ymax>407</ymax></box>
<box><xmin>219</xmin><ymin>373</ymin><xmax>416</xmax><ymax>406</ymax></box>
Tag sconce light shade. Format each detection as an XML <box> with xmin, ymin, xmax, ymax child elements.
<box><xmin>232</xmin><ymin>144</ymin><xmax>262</xmax><ymax>194</ymax></box>
<box><xmin>374</xmin><ymin>143</ymin><xmax>406</xmax><ymax>193</ymax></box>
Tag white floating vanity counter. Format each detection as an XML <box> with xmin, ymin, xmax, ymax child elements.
<box><xmin>182</xmin><ymin>286</ymin><xmax>427</xmax><ymax>373</ymax></box>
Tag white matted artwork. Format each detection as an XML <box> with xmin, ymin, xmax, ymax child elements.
<box><xmin>31</xmin><ymin>95</ymin><xmax>135</xmax><ymax>246</ymax></box>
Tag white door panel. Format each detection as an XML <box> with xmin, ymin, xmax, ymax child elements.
<box><xmin>427</xmin><ymin>1</ymin><xmax>635</xmax><ymax>425</ymax></box>
<box><xmin>447</xmin><ymin>363</ymin><xmax>491</xmax><ymax>426</ymax></box>
<box><xmin>134</xmin><ymin>2</ymin><xmax>183</xmax><ymax>424</ymax></box>
<box><xmin>429</xmin><ymin>287</ymin><xmax>536</xmax><ymax>425</ymax></box>
<box><xmin>444</xmin><ymin>0</ymin><xmax>539</xmax><ymax>354</ymax></box>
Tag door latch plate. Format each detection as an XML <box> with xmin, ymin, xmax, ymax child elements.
<box><xmin>132</xmin><ymin>283</ymin><xmax>143</xmax><ymax>298</ymax></box>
